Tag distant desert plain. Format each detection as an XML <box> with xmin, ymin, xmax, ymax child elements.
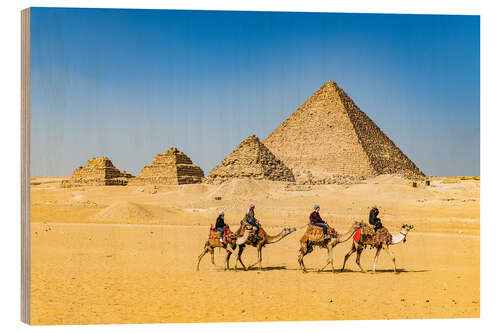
<box><xmin>30</xmin><ymin>175</ymin><xmax>480</xmax><ymax>324</ymax></box>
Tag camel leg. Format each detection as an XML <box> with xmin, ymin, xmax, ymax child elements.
<box><xmin>248</xmin><ymin>243</ymin><xmax>264</xmax><ymax>270</ymax></box>
<box><xmin>234</xmin><ymin>246</ymin><xmax>241</xmax><ymax>271</ymax></box>
<box><xmin>318</xmin><ymin>245</ymin><xmax>334</xmax><ymax>273</ymax></box>
<box><xmin>341</xmin><ymin>242</ymin><xmax>356</xmax><ymax>272</ymax></box>
<box><xmin>372</xmin><ymin>247</ymin><xmax>381</xmax><ymax>272</ymax></box>
<box><xmin>238</xmin><ymin>247</ymin><xmax>247</xmax><ymax>271</ymax></box>
<box><xmin>257</xmin><ymin>245</ymin><xmax>263</xmax><ymax>270</ymax></box>
<box><xmin>196</xmin><ymin>245</ymin><xmax>210</xmax><ymax>271</ymax></box>
<box><xmin>355</xmin><ymin>246</ymin><xmax>366</xmax><ymax>273</ymax></box>
<box><xmin>225</xmin><ymin>249</ymin><xmax>232</xmax><ymax>271</ymax></box>
<box><xmin>235</xmin><ymin>245</ymin><xmax>246</xmax><ymax>271</ymax></box>
<box><xmin>298</xmin><ymin>241</ymin><xmax>309</xmax><ymax>273</ymax></box>
<box><xmin>209</xmin><ymin>247</ymin><xmax>216</xmax><ymax>266</ymax></box>
<box><xmin>384</xmin><ymin>245</ymin><xmax>397</xmax><ymax>273</ymax></box>
<box><xmin>329</xmin><ymin>244</ymin><xmax>335</xmax><ymax>273</ymax></box>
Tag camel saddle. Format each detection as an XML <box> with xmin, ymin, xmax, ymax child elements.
<box><xmin>208</xmin><ymin>225</ymin><xmax>233</xmax><ymax>246</ymax></box>
<box><xmin>354</xmin><ymin>224</ymin><xmax>392</xmax><ymax>247</ymax></box>
<box><xmin>235</xmin><ymin>223</ymin><xmax>263</xmax><ymax>245</ymax></box>
<box><xmin>306</xmin><ymin>224</ymin><xmax>338</xmax><ymax>242</ymax></box>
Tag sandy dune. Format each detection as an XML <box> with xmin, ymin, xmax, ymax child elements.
<box><xmin>30</xmin><ymin>175</ymin><xmax>480</xmax><ymax>324</ymax></box>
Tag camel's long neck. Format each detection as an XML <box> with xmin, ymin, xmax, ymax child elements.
<box><xmin>338</xmin><ymin>226</ymin><xmax>357</xmax><ymax>243</ymax></box>
<box><xmin>391</xmin><ymin>230</ymin><xmax>408</xmax><ymax>245</ymax></box>
<box><xmin>266</xmin><ymin>229</ymin><xmax>292</xmax><ymax>244</ymax></box>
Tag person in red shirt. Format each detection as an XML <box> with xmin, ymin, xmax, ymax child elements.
<box><xmin>310</xmin><ymin>205</ymin><xmax>329</xmax><ymax>239</ymax></box>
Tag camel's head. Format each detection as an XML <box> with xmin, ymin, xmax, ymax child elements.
<box><xmin>283</xmin><ymin>227</ymin><xmax>297</xmax><ymax>236</ymax></box>
<box><xmin>401</xmin><ymin>224</ymin><xmax>414</xmax><ymax>232</ymax></box>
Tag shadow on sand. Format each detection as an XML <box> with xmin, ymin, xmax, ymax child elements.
<box><xmin>320</xmin><ymin>268</ymin><xmax>430</xmax><ymax>274</ymax></box>
<box><xmin>245</xmin><ymin>265</ymin><xmax>287</xmax><ymax>271</ymax></box>
<box><xmin>213</xmin><ymin>266</ymin><xmax>429</xmax><ymax>273</ymax></box>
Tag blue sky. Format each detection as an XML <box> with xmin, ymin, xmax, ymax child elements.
<box><xmin>30</xmin><ymin>8</ymin><xmax>480</xmax><ymax>177</ymax></box>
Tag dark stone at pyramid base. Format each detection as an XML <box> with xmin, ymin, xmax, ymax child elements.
<box><xmin>129</xmin><ymin>174</ymin><xmax>204</xmax><ymax>185</ymax></box>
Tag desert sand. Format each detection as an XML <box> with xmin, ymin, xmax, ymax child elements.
<box><xmin>30</xmin><ymin>175</ymin><xmax>479</xmax><ymax>324</ymax></box>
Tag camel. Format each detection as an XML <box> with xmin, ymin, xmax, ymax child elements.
<box><xmin>298</xmin><ymin>221</ymin><xmax>362</xmax><ymax>273</ymax></box>
<box><xmin>341</xmin><ymin>223</ymin><xmax>414</xmax><ymax>273</ymax></box>
<box><xmin>233</xmin><ymin>222</ymin><xmax>296</xmax><ymax>271</ymax></box>
<box><xmin>196</xmin><ymin>226</ymin><xmax>237</xmax><ymax>271</ymax></box>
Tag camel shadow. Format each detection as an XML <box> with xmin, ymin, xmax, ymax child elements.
<box><xmin>326</xmin><ymin>268</ymin><xmax>430</xmax><ymax>274</ymax></box>
<box><xmin>211</xmin><ymin>265</ymin><xmax>429</xmax><ymax>273</ymax></box>
<box><xmin>246</xmin><ymin>265</ymin><xmax>287</xmax><ymax>271</ymax></box>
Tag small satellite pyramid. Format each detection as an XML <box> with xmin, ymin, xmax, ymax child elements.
<box><xmin>207</xmin><ymin>135</ymin><xmax>295</xmax><ymax>183</ymax></box>
<box><xmin>61</xmin><ymin>157</ymin><xmax>134</xmax><ymax>187</ymax></box>
<box><xmin>263</xmin><ymin>81</ymin><xmax>424</xmax><ymax>183</ymax></box>
<box><xmin>129</xmin><ymin>147</ymin><xmax>204</xmax><ymax>185</ymax></box>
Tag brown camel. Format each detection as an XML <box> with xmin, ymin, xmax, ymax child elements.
<box><xmin>234</xmin><ymin>223</ymin><xmax>296</xmax><ymax>271</ymax></box>
<box><xmin>196</xmin><ymin>226</ymin><xmax>237</xmax><ymax>271</ymax></box>
<box><xmin>341</xmin><ymin>223</ymin><xmax>414</xmax><ymax>273</ymax></box>
<box><xmin>298</xmin><ymin>221</ymin><xmax>362</xmax><ymax>273</ymax></box>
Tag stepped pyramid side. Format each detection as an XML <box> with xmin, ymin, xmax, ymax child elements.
<box><xmin>129</xmin><ymin>147</ymin><xmax>204</xmax><ymax>185</ymax></box>
<box><xmin>263</xmin><ymin>81</ymin><xmax>424</xmax><ymax>184</ymax></box>
<box><xmin>206</xmin><ymin>135</ymin><xmax>295</xmax><ymax>183</ymax></box>
<box><xmin>61</xmin><ymin>157</ymin><xmax>134</xmax><ymax>187</ymax></box>
<box><xmin>335</xmin><ymin>83</ymin><xmax>424</xmax><ymax>178</ymax></box>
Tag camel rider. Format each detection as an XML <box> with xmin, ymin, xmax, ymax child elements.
<box><xmin>310</xmin><ymin>205</ymin><xmax>329</xmax><ymax>239</ymax></box>
<box><xmin>215</xmin><ymin>211</ymin><xmax>227</xmax><ymax>242</ymax></box>
<box><xmin>245</xmin><ymin>204</ymin><xmax>262</xmax><ymax>241</ymax></box>
<box><xmin>369</xmin><ymin>205</ymin><xmax>383</xmax><ymax>232</ymax></box>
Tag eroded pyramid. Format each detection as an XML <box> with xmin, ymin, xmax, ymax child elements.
<box><xmin>129</xmin><ymin>147</ymin><xmax>204</xmax><ymax>185</ymax></box>
<box><xmin>263</xmin><ymin>81</ymin><xmax>424</xmax><ymax>183</ymax></box>
<box><xmin>61</xmin><ymin>157</ymin><xmax>134</xmax><ymax>187</ymax></box>
<box><xmin>207</xmin><ymin>135</ymin><xmax>295</xmax><ymax>183</ymax></box>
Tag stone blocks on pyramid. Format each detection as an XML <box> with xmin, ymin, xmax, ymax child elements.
<box><xmin>61</xmin><ymin>157</ymin><xmax>134</xmax><ymax>187</ymax></box>
<box><xmin>263</xmin><ymin>80</ymin><xmax>425</xmax><ymax>184</ymax></box>
<box><xmin>206</xmin><ymin>135</ymin><xmax>295</xmax><ymax>183</ymax></box>
<box><xmin>129</xmin><ymin>147</ymin><xmax>204</xmax><ymax>185</ymax></box>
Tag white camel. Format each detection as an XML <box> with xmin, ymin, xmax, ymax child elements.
<box><xmin>341</xmin><ymin>224</ymin><xmax>414</xmax><ymax>273</ymax></box>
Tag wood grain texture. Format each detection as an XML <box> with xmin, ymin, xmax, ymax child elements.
<box><xmin>21</xmin><ymin>7</ymin><xmax>31</xmax><ymax>325</ymax></box>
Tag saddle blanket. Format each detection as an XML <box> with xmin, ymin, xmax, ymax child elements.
<box><xmin>234</xmin><ymin>224</ymin><xmax>263</xmax><ymax>244</ymax></box>
<box><xmin>208</xmin><ymin>226</ymin><xmax>232</xmax><ymax>244</ymax></box>
<box><xmin>353</xmin><ymin>228</ymin><xmax>362</xmax><ymax>243</ymax></box>
<box><xmin>375</xmin><ymin>227</ymin><xmax>392</xmax><ymax>245</ymax></box>
<box><xmin>354</xmin><ymin>225</ymin><xmax>392</xmax><ymax>246</ymax></box>
<box><xmin>308</xmin><ymin>225</ymin><xmax>338</xmax><ymax>242</ymax></box>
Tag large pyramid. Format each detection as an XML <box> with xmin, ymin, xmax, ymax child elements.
<box><xmin>129</xmin><ymin>147</ymin><xmax>204</xmax><ymax>185</ymax></box>
<box><xmin>263</xmin><ymin>81</ymin><xmax>424</xmax><ymax>183</ymax></box>
<box><xmin>206</xmin><ymin>135</ymin><xmax>295</xmax><ymax>183</ymax></box>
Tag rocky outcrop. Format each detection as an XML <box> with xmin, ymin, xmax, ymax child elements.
<box><xmin>263</xmin><ymin>80</ymin><xmax>425</xmax><ymax>184</ymax></box>
<box><xmin>206</xmin><ymin>135</ymin><xmax>295</xmax><ymax>183</ymax></box>
<box><xmin>61</xmin><ymin>157</ymin><xmax>134</xmax><ymax>187</ymax></box>
<box><xmin>129</xmin><ymin>147</ymin><xmax>204</xmax><ymax>185</ymax></box>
